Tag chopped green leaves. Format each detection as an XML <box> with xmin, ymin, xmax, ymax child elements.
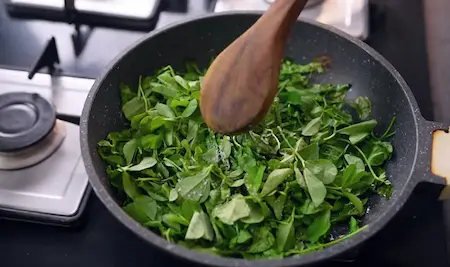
<box><xmin>349</xmin><ymin>217</ymin><xmax>359</xmax><ymax>233</ymax></box>
<box><xmin>240</xmin><ymin>202</ymin><xmax>265</xmax><ymax>224</ymax></box>
<box><xmin>141</xmin><ymin>134</ymin><xmax>162</xmax><ymax>150</ymax></box>
<box><xmin>155</xmin><ymin>103</ymin><xmax>175</xmax><ymax>119</ymax></box>
<box><xmin>123</xmin><ymin>139</ymin><xmax>138</xmax><ymax>164</ymax></box>
<box><xmin>123</xmin><ymin>195</ymin><xmax>158</xmax><ymax>223</ymax></box>
<box><xmin>176</xmin><ymin>166</ymin><xmax>212</xmax><ymax>202</ymax></box>
<box><xmin>303</xmin><ymin>168</ymin><xmax>327</xmax><ymax>206</ymax></box>
<box><xmin>367</xmin><ymin>141</ymin><xmax>393</xmax><ymax>166</ymax></box>
<box><xmin>338</xmin><ymin>120</ymin><xmax>377</xmax><ymax>144</ymax></box>
<box><xmin>260</xmin><ymin>168</ymin><xmax>293</xmax><ymax>197</ymax></box>
<box><xmin>305</xmin><ymin>159</ymin><xmax>337</xmax><ymax>184</ymax></box>
<box><xmin>302</xmin><ymin>116</ymin><xmax>322</xmax><ymax>136</ymax></box>
<box><xmin>245</xmin><ymin>165</ymin><xmax>266</xmax><ymax>196</ymax></box>
<box><xmin>248</xmin><ymin>227</ymin><xmax>275</xmax><ymax>253</ymax></box>
<box><xmin>307</xmin><ymin>209</ymin><xmax>331</xmax><ymax>242</ymax></box>
<box><xmin>294</xmin><ymin>167</ymin><xmax>306</xmax><ymax>188</ymax></box>
<box><xmin>213</xmin><ymin>194</ymin><xmax>251</xmax><ymax>225</ymax></box>
<box><xmin>344</xmin><ymin>154</ymin><xmax>365</xmax><ymax>172</ymax></box>
<box><xmin>124</xmin><ymin>157</ymin><xmax>157</xmax><ymax>171</ymax></box>
<box><xmin>343</xmin><ymin>192</ymin><xmax>364</xmax><ymax>214</ymax></box>
<box><xmin>98</xmin><ymin>60</ymin><xmax>394</xmax><ymax>260</ymax></box>
<box><xmin>352</xmin><ymin>96</ymin><xmax>372</xmax><ymax>120</ymax></box>
<box><xmin>276</xmin><ymin>211</ymin><xmax>295</xmax><ymax>251</ymax></box>
<box><xmin>122</xmin><ymin>97</ymin><xmax>145</xmax><ymax>121</ymax></box>
<box><xmin>185</xmin><ymin>211</ymin><xmax>214</xmax><ymax>241</ymax></box>
<box><xmin>122</xmin><ymin>172</ymin><xmax>140</xmax><ymax>199</ymax></box>
<box><xmin>181</xmin><ymin>99</ymin><xmax>198</xmax><ymax>118</ymax></box>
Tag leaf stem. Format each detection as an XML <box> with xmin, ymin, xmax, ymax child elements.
<box><xmin>325</xmin><ymin>185</ymin><xmax>342</xmax><ymax>190</ymax></box>
<box><xmin>285</xmin><ymin>225</ymin><xmax>369</xmax><ymax>256</ymax></box>
<box><xmin>323</xmin><ymin>126</ymin><xmax>337</xmax><ymax>141</ymax></box>
<box><xmin>275</xmin><ymin>101</ymin><xmax>282</xmax><ymax>126</ymax></box>
<box><xmin>327</xmin><ymin>188</ymin><xmax>343</xmax><ymax>196</ymax></box>
<box><xmin>277</xmin><ymin>127</ymin><xmax>305</xmax><ymax>167</ymax></box>
<box><xmin>138</xmin><ymin>76</ymin><xmax>149</xmax><ymax>111</ymax></box>
<box><xmin>352</xmin><ymin>145</ymin><xmax>384</xmax><ymax>183</ymax></box>
<box><xmin>232</xmin><ymin>136</ymin><xmax>242</xmax><ymax>148</ymax></box>
<box><xmin>336</xmin><ymin>138</ymin><xmax>384</xmax><ymax>183</ymax></box>
<box><xmin>136</xmin><ymin>177</ymin><xmax>160</xmax><ymax>182</ymax></box>
<box><xmin>267</xmin><ymin>129</ymin><xmax>281</xmax><ymax>152</ymax></box>
<box><xmin>379</xmin><ymin>117</ymin><xmax>396</xmax><ymax>140</ymax></box>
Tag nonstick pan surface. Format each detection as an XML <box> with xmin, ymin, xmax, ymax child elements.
<box><xmin>80</xmin><ymin>12</ymin><xmax>450</xmax><ymax>267</ymax></box>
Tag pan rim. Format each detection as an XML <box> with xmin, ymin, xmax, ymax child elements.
<box><xmin>80</xmin><ymin>11</ymin><xmax>421</xmax><ymax>267</ymax></box>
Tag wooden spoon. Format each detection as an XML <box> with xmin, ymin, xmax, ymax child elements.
<box><xmin>200</xmin><ymin>0</ymin><xmax>309</xmax><ymax>134</ymax></box>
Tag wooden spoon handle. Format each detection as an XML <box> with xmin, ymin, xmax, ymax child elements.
<box><xmin>199</xmin><ymin>0</ymin><xmax>310</xmax><ymax>134</ymax></box>
<box><xmin>254</xmin><ymin>0</ymin><xmax>309</xmax><ymax>41</ymax></box>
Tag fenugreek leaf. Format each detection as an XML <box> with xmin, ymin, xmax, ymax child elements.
<box><xmin>98</xmin><ymin>60</ymin><xmax>394</xmax><ymax>259</ymax></box>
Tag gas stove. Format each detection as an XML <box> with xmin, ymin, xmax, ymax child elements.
<box><xmin>0</xmin><ymin>69</ymin><xmax>93</xmax><ymax>226</ymax></box>
<box><xmin>0</xmin><ymin>0</ymin><xmax>371</xmax><ymax>225</ymax></box>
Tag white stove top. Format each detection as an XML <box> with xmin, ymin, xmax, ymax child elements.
<box><xmin>214</xmin><ymin>0</ymin><xmax>370</xmax><ymax>40</ymax></box>
<box><xmin>0</xmin><ymin>69</ymin><xmax>94</xmax><ymax>225</ymax></box>
<box><xmin>0</xmin><ymin>69</ymin><xmax>93</xmax><ymax>117</ymax></box>
<box><xmin>10</xmin><ymin>0</ymin><xmax>160</xmax><ymax>19</ymax></box>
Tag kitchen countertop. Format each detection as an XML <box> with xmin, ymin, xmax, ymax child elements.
<box><xmin>0</xmin><ymin>0</ymin><xmax>448</xmax><ymax>266</ymax></box>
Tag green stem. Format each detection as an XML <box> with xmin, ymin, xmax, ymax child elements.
<box><xmin>327</xmin><ymin>188</ymin><xmax>343</xmax><ymax>196</ymax></box>
<box><xmin>165</xmin><ymin>65</ymin><xmax>176</xmax><ymax>76</ymax></box>
<box><xmin>267</xmin><ymin>129</ymin><xmax>281</xmax><ymax>151</ymax></box>
<box><xmin>352</xmin><ymin>145</ymin><xmax>384</xmax><ymax>183</ymax></box>
<box><xmin>212</xmin><ymin>167</ymin><xmax>227</xmax><ymax>181</ymax></box>
<box><xmin>138</xmin><ymin>76</ymin><xmax>149</xmax><ymax>111</ymax></box>
<box><xmin>277</xmin><ymin>127</ymin><xmax>305</xmax><ymax>167</ymax></box>
<box><xmin>326</xmin><ymin>185</ymin><xmax>342</xmax><ymax>190</ymax></box>
<box><xmin>232</xmin><ymin>136</ymin><xmax>242</xmax><ymax>148</ymax></box>
<box><xmin>285</xmin><ymin>225</ymin><xmax>369</xmax><ymax>256</ymax></box>
<box><xmin>136</xmin><ymin>177</ymin><xmax>160</xmax><ymax>182</ymax></box>
<box><xmin>323</xmin><ymin>126</ymin><xmax>337</xmax><ymax>141</ymax></box>
<box><xmin>379</xmin><ymin>117</ymin><xmax>396</xmax><ymax>140</ymax></box>
<box><xmin>275</xmin><ymin>102</ymin><xmax>282</xmax><ymax>126</ymax></box>
<box><xmin>336</xmin><ymin>138</ymin><xmax>384</xmax><ymax>183</ymax></box>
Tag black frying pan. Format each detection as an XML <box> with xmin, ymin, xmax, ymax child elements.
<box><xmin>80</xmin><ymin>12</ymin><xmax>450</xmax><ymax>267</ymax></box>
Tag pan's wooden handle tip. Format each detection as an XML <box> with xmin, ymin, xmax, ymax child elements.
<box><xmin>431</xmin><ymin>127</ymin><xmax>450</xmax><ymax>200</ymax></box>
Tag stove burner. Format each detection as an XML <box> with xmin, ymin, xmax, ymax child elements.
<box><xmin>0</xmin><ymin>120</ymin><xmax>66</xmax><ymax>170</ymax></box>
<box><xmin>0</xmin><ymin>92</ymin><xmax>56</xmax><ymax>152</ymax></box>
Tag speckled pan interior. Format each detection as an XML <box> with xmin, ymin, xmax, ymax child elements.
<box><xmin>80</xmin><ymin>13</ymin><xmax>424</xmax><ymax>267</ymax></box>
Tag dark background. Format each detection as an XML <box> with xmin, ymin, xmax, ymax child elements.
<box><xmin>0</xmin><ymin>0</ymin><xmax>449</xmax><ymax>266</ymax></box>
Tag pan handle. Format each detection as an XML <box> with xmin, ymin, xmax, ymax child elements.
<box><xmin>56</xmin><ymin>113</ymin><xmax>80</xmax><ymax>125</ymax></box>
<box><xmin>416</xmin><ymin>119</ymin><xmax>450</xmax><ymax>200</ymax></box>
